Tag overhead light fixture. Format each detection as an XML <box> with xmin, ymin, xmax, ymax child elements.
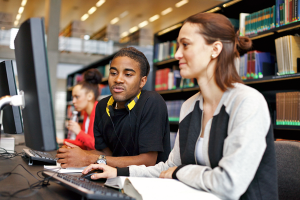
<box><xmin>84</xmin><ymin>35</ymin><xmax>90</xmax><ymax>40</ymax></box>
<box><xmin>96</xmin><ymin>0</ymin><xmax>105</xmax><ymax>7</ymax></box>
<box><xmin>175</xmin><ymin>0</ymin><xmax>188</xmax><ymax>8</ymax></box>
<box><xmin>161</xmin><ymin>7</ymin><xmax>173</xmax><ymax>15</ymax></box>
<box><xmin>88</xmin><ymin>7</ymin><xmax>97</xmax><ymax>15</ymax></box>
<box><xmin>110</xmin><ymin>17</ymin><xmax>119</xmax><ymax>24</ymax></box>
<box><xmin>81</xmin><ymin>14</ymin><xmax>89</xmax><ymax>21</ymax></box>
<box><xmin>223</xmin><ymin>0</ymin><xmax>242</xmax><ymax>7</ymax></box>
<box><xmin>21</xmin><ymin>0</ymin><xmax>27</xmax><ymax>6</ymax></box>
<box><xmin>129</xmin><ymin>26</ymin><xmax>138</xmax><ymax>33</ymax></box>
<box><xmin>138</xmin><ymin>21</ymin><xmax>148</xmax><ymax>28</ymax></box>
<box><xmin>121</xmin><ymin>31</ymin><xmax>129</xmax><ymax>38</ymax></box>
<box><xmin>205</xmin><ymin>7</ymin><xmax>221</xmax><ymax>13</ymax></box>
<box><xmin>18</xmin><ymin>7</ymin><xmax>24</xmax><ymax>14</ymax></box>
<box><xmin>149</xmin><ymin>14</ymin><xmax>159</xmax><ymax>22</ymax></box>
<box><xmin>158</xmin><ymin>23</ymin><xmax>182</xmax><ymax>36</ymax></box>
<box><xmin>120</xmin><ymin>11</ymin><xmax>129</xmax><ymax>18</ymax></box>
<box><xmin>16</xmin><ymin>14</ymin><xmax>21</xmax><ymax>20</ymax></box>
<box><xmin>14</xmin><ymin>21</ymin><xmax>19</xmax><ymax>26</ymax></box>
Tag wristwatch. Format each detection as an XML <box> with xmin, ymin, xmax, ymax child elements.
<box><xmin>95</xmin><ymin>155</ymin><xmax>106</xmax><ymax>164</ymax></box>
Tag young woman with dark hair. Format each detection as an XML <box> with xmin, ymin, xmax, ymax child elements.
<box><xmin>83</xmin><ymin>13</ymin><xmax>278</xmax><ymax>200</ymax></box>
<box><xmin>59</xmin><ymin>68</ymin><xmax>102</xmax><ymax>150</ymax></box>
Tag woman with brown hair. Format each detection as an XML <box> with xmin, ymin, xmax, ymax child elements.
<box><xmin>59</xmin><ymin>68</ymin><xmax>102</xmax><ymax>150</ymax></box>
<box><xmin>83</xmin><ymin>13</ymin><xmax>278</xmax><ymax>200</ymax></box>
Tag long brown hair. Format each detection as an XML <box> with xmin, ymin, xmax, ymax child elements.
<box><xmin>184</xmin><ymin>13</ymin><xmax>252</xmax><ymax>91</ymax></box>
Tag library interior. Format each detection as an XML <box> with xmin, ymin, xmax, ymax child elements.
<box><xmin>0</xmin><ymin>0</ymin><xmax>300</xmax><ymax>199</ymax></box>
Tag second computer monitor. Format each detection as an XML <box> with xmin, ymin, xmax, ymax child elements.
<box><xmin>14</xmin><ymin>18</ymin><xmax>57</xmax><ymax>151</ymax></box>
<box><xmin>0</xmin><ymin>60</ymin><xmax>23</xmax><ymax>135</ymax></box>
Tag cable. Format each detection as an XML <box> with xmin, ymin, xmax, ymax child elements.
<box><xmin>0</xmin><ymin>164</ymin><xmax>61</xmax><ymax>199</ymax></box>
<box><xmin>109</xmin><ymin>116</ymin><xmax>130</xmax><ymax>156</ymax></box>
<box><xmin>0</xmin><ymin>147</ymin><xmax>23</xmax><ymax>160</ymax></box>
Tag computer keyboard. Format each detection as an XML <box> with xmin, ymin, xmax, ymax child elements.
<box><xmin>42</xmin><ymin>171</ymin><xmax>135</xmax><ymax>200</ymax></box>
<box><xmin>22</xmin><ymin>148</ymin><xmax>57</xmax><ymax>165</ymax></box>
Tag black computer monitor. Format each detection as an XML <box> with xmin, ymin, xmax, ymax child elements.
<box><xmin>14</xmin><ymin>18</ymin><xmax>57</xmax><ymax>151</ymax></box>
<box><xmin>0</xmin><ymin>60</ymin><xmax>23</xmax><ymax>134</ymax></box>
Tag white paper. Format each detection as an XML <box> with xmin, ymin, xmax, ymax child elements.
<box><xmin>44</xmin><ymin>162</ymin><xmax>87</xmax><ymax>173</ymax></box>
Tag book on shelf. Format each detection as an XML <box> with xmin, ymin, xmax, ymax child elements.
<box><xmin>153</xmin><ymin>40</ymin><xmax>177</xmax><ymax>63</ymax></box>
<box><xmin>104</xmin><ymin>176</ymin><xmax>220</xmax><ymax>200</ymax></box>
<box><xmin>276</xmin><ymin>91</ymin><xmax>300</xmax><ymax>126</ymax></box>
<box><xmin>245</xmin><ymin>5</ymin><xmax>276</xmax><ymax>36</ymax></box>
<box><xmin>275</xmin><ymin>35</ymin><xmax>300</xmax><ymax>75</ymax></box>
<box><xmin>239</xmin><ymin>13</ymin><xmax>249</xmax><ymax>36</ymax></box>
<box><xmin>240</xmin><ymin>51</ymin><xmax>274</xmax><ymax>80</ymax></box>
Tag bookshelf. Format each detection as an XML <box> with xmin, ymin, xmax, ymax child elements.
<box><xmin>152</xmin><ymin>0</ymin><xmax>300</xmax><ymax>140</ymax></box>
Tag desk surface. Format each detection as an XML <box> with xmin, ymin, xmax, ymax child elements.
<box><xmin>0</xmin><ymin>145</ymin><xmax>106</xmax><ymax>200</ymax></box>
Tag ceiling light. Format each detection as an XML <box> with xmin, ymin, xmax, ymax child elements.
<box><xmin>149</xmin><ymin>14</ymin><xmax>159</xmax><ymax>22</ymax></box>
<box><xmin>18</xmin><ymin>7</ymin><xmax>24</xmax><ymax>14</ymax></box>
<box><xmin>129</xmin><ymin>26</ymin><xmax>138</xmax><ymax>33</ymax></box>
<box><xmin>138</xmin><ymin>21</ymin><xmax>148</xmax><ymax>28</ymax></box>
<box><xmin>205</xmin><ymin>7</ymin><xmax>221</xmax><ymax>13</ymax></box>
<box><xmin>175</xmin><ymin>0</ymin><xmax>188</xmax><ymax>8</ymax></box>
<box><xmin>223</xmin><ymin>0</ymin><xmax>242</xmax><ymax>7</ymax></box>
<box><xmin>88</xmin><ymin>7</ymin><xmax>97</xmax><ymax>15</ymax></box>
<box><xmin>110</xmin><ymin>17</ymin><xmax>119</xmax><ymax>24</ymax></box>
<box><xmin>84</xmin><ymin>35</ymin><xmax>90</xmax><ymax>40</ymax></box>
<box><xmin>96</xmin><ymin>0</ymin><xmax>105</xmax><ymax>7</ymax></box>
<box><xmin>121</xmin><ymin>31</ymin><xmax>128</xmax><ymax>38</ymax></box>
<box><xmin>16</xmin><ymin>14</ymin><xmax>21</xmax><ymax>20</ymax></box>
<box><xmin>161</xmin><ymin>7</ymin><xmax>173</xmax><ymax>15</ymax></box>
<box><xmin>21</xmin><ymin>0</ymin><xmax>27</xmax><ymax>7</ymax></box>
<box><xmin>120</xmin><ymin>11</ymin><xmax>128</xmax><ymax>18</ymax></box>
<box><xmin>14</xmin><ymin>21</ymin><xmax>19</xmax><ymax>26</ymax></box>
<box><xmin>81</xmin><ymin>14</ymin><xmax>89</xmax><ymax>21</ymax></box>
<box><xmin>158</xmin><ymin>23</ymin><xmax>182</xmax><ymax>36</ymax></box>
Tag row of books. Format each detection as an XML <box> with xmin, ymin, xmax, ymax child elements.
<box><xmin>276</xmin><ymin>0</ymin><xmax>300</xmax><ymax>27</ymax></box>
<box><xmin>155</xmin><ymin>68</ymin><xmax>197</xmax><ymax>91</ymax></box>
<box><xmin>153</xmin><ymin>40</ymin><xmax>177</xmax><ymax>63</ymax></box>
<box><xmin>244</xmin><ymin>6</ymin><xmax>276</xmax><ymax>36</ymax></box>
<box><xmin>238</xmin><ymin>51</ymin><xmax>274</xmax><ymax>80</ymax></box>
<box><xmin>275</xmin><ymin>35</ymin><xmax>300</xmax><ymax>75</ymax></box>
<box><xmin>166</xmin><ymin>100</ymin><xmax>184</xmax><ymax>122</ymax></box>
<box><xmin>276</xmin><ymin>92</ymin><xmax>300</xmax><ymax>125</ymax></box>
<box><xmin>97</xmin><ymin>64</ymin><xmax>110</xmax><ymax>78</ymax></box>
<box><xmin>100</xmin><ymin>84</ymin><xmax>111</xmax><ymax>96</ymax></box>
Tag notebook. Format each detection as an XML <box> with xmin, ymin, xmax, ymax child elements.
<box><xmin>105</xmin><ymin>176</ymin><xmax>221</xmax><ymax>200</ymax></box>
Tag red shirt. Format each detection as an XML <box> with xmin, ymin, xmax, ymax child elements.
<box><xmin>64</xmin><ymin>101</ymin><xmax>98</xmax><ymax>150</ymax></box>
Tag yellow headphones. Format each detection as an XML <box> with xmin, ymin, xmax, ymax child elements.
<box><xmin>106</xmin><ymin>91</ymin><xmax>141</xmax><ymax>117</ymax></box>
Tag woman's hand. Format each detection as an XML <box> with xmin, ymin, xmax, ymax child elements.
<box><xmin>67</xmin><ymin>120</ymin><xmax>81</xmax><ymax>135</ymax></box>
<box><xmin>159</xmin><ymin>166</ymin><xmax>177</xmax><ymax>179</ymax></box>
<box><xmin>82</xmin><ymin>164</ymin><xmax>117</xmax><ymax>179</ymax></box>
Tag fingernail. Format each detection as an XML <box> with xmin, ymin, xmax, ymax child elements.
<box><xmin>91</xmin><ymin>175</ymin><xmax>94</xmax><ymax>179</ymax></box>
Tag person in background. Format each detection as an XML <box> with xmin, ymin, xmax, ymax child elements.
<box><xmin>83</xmin><ymin>13</ymin><xmax>278</xmax><ymax>200</ymax></box>
<box><xmin>56</xmin><ymin>47</ymin><xmax>171</xmax><ymax>169</ymax></box>
<box><xmin>57</xmin><ymin>68</ymin><xmax>102</xmax><ymax>150</ymax></box>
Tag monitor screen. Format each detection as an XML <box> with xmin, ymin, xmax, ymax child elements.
<box><xmin>0</xmin><ymin>60</ymin><xmax>23</xmax><ymax>134</ymax></box>
<box><xmin>14</xmin><ymin>18</ymin><xmax>57</xmax><ymax>151</ymax></box>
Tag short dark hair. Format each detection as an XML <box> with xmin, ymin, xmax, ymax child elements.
<box><xmin>112</xmin><ymin>47</ymin><xmax>150</xmax><ymax>77</ymax></box>
<box><xmin>184</xmin><ymin>13</ymin><xmax>252</xmax><ymax>91</ymax></box>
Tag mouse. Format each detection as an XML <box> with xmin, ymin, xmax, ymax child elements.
<box><xmin>81</xmin><ymin>169</ymin><xmax>104</xmax><ymax>181</ymax></box>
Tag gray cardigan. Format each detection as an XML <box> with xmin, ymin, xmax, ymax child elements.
<box><xmin>128</xmin><ymin>83</ymin><xmax>278</xmax><ymax>200</ymax></box>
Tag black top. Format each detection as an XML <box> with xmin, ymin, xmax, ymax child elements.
<box><xmin>94</xmin><ymin>90</ymin><xmax>171</xmax><ymax>164</ymax></box>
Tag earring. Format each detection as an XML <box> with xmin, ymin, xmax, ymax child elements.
<box><xmin>211</xmin><ymin>54</ymin><xmax>216</xmax><ymax>58</ymax></box>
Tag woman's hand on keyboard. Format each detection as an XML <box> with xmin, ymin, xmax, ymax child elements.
<box><xmin>82</xmin><ymin>164</ymin><xmax>117</xmax><ymax>179</ymax></box>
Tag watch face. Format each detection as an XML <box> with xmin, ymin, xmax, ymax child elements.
<box><xmin>97</xmin><ymin>159</ymin><xmax>106</xmax><ymax>164</ymax></box>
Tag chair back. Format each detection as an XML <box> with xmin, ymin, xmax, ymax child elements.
<box><xmin>275</xmin><ymin>141</ymin><xmax>300</xmax><ymax>200</ymax></box>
